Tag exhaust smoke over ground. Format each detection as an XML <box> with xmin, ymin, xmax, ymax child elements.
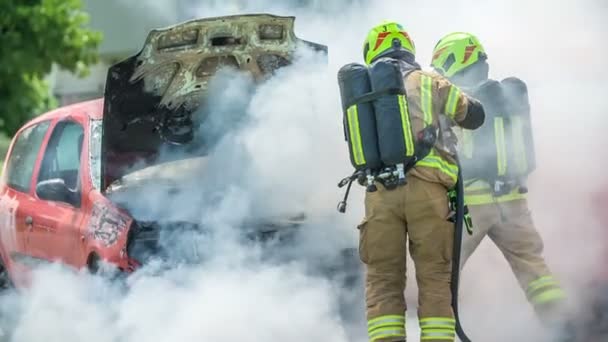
<box><xmin>0</xmin><ymin>0</ymin><xmax>606</xmax><ymax>341</ymax></box>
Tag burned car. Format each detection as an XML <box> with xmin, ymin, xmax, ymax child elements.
<box><xmin>0</xmin><ymin>14</ymin><xmax>358</xmax><ymax>290</ymax></box>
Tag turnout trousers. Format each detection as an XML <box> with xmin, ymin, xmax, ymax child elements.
<box><xmin>359</xmin><ymin>176</ymin><xmax>456</xmax><ymax>342</ymax></box>
<box><xmin>461</xmin><ymin>199</ymin><xmax>567</xmax><ymax>325</ymax></box>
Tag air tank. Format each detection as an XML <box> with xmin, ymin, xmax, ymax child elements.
<box><xmin>337</xmin><ymin>63</ymin><xmax>382</xmax><ymax>170</ymax></box>
<box><xmin>368</xmin><ymin>59</ymin><xmax>416</xmax><ymax>166</ymax></box>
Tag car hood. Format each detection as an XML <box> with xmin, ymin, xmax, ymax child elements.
<box><xmin>101</xmin><ymin>13</ymin><xmax>327</xmax><ymax>190</ymax></box>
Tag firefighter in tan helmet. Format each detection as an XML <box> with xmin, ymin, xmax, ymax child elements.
<box><xmin>430</xmin><ymin>32</ymin><xmax>573</xmax><ymax>340</ymax></box>
<box><xmin>338</xmin><ymin>21</ymin><xmax>485</xmax><ymax>342</ymax></box>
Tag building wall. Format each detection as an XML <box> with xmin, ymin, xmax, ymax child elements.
<box><xmin>48</xmin><ymin>60</ymin><xmax>113</xmax><ymax>106</ymax></box>
<box><xmin>49</xmin><ymin>0</ymin><xmax>182</xmax><ymax>105</ymax></box>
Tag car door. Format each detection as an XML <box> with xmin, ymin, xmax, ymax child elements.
<box><xmin>27</xmin><ymin>119</ymin><xmax>86</xmax><ymax>266</ymax></box>
<box><xmin>0</xmin><ymin>120</ymin><xmax>51</xmax><ymax>270</ymax></box>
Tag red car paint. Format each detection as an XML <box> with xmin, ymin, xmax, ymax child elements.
<box><xmin>0</xmin><ymin>99</ymin><xmax>137</xmax><ymax>287</ymax></box>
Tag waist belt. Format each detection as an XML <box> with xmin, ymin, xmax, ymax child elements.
<box><xmin>464</xmin><ymin>178</ymin><xmax>527</xmax><ymax>205</ymax></box>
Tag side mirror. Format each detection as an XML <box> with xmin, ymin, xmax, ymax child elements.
<box><xmin>36</xmin><ymin>179</ymin><xmax>78</xmax><ymax>206</ymax></box>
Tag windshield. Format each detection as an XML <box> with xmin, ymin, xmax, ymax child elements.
<box><xmin>89</xmin><ymin>119</ymin><xmax>102</xmax><ymax>189</ymax></box>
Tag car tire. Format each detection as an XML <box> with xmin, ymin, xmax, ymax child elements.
<box><xmin>87</xmin><ymin>253</ymin><xmax>129</xmax><ymax>290</ymax></box>
<box><xmin>87</xmin><ymin>253</ymin><xmax>101</xmax><ymax>274</ymax></box>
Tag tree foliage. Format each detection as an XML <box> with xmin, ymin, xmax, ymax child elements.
<box><xmin>0</xmin><ymin>0</ymin><xmax>102</xmax><ymax>136</ymax></box>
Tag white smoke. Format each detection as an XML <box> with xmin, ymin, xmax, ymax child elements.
<box><xmin>1</xmin><ymin>0</ymin><xmax>606</xmax><ymax>341</ymax></box>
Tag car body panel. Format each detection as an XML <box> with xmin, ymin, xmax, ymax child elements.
<box><xmin>0</xmin><ymin>100</ymin><xmax>133</xmax><ymax>284</ymax></box>
<box><xmin>0</xmin><ymin>118</ymin><xmax>53</xmax><ymax>275</ymax></box>
<box><xmin>26</xmin><ymin>115</ymin><xmax>88</xmax><ymax>266</ymax></box>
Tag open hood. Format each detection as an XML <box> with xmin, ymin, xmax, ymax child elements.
<box><xmin>101</xmin><ymin>14</ymin><xmax>327</xmax><ymax>190</ymax></box>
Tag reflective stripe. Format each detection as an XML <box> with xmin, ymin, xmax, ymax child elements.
<box><xmin>417</xmin><ymin>75</ymin><xmax>458</xmax><ymax>183</ymax></box>
<box><xmin>369</xmin><ymin>328</ymin><xmax>406</xmax><ymax>341</ymax></box>
<box><xmin>465</xmin><ymin>191</ymin><xmax>526</xmax><ymax>205</ymax></box>
<box><xmin>367</xmin><ymin>314</ymin><xmax>406</xmax><ymax>341</ymax></box>
<box><xmin>526</xmin><ymin>276</ymin><xmax>566</xmax><ymax>305</ymax></box>
<box><xmin>527</xmin><ymin>276</ymin><xmax>559</xmax><ymax>295</ymax></box>
<box><xmin>368</xmin><ymin>315</ymin><xmax>406</xmax><ymax>328</ymax></box>
<box><xmin>461</xmin><ymin>129</ymin><xmax>474</xmax><ymax>159</ymax></box>
<box><xmin>421</xmin><ymin>74</ymin><xmax>433</xmax><ymax>125</ymax></box>
<box><xmin>511</xmin><ymin>116</ymin><xmax>528</xmax><ymax>174</ymax></box>
<box><xmin>420</xmin><ymin>331</ymin><xmax>456</xmax><ymax>340</ymax></box>
<box><xmin>420</xmin><ymin>317</ymin><xmax>456</xmax><ymax>341</ymax></box>
<box><xmin>444</xmin><ymin>85</ymin><xmax>461</xmax><ymax>118</ymax></box>
<box><xmin>398</xmin><ymin>95</ymin><xmax>415</xmax><ymax>157</ymax></box>
<box><xmin>419</xmin><ymin>318</ymin><xmax>456</xmax><ymax>325</ymax></box>
<box><xmin>419</xmin><ymin>322</ymin><xmax>456</xmax><ymax>329</ymax></box>
<box><xmin>494</xmin><ymin>117</ymin><xmax>507</xmax><ymax>176</ymax></box>
<box><xmin>464</xmin><ymin>179</ymin><xmax>526</xmax><ymax>205</ymax></box>
<box><xmin>531</xmin><ymin>288</ymin><xmax>567</xmax><ymax>305</ymax></box>
<box><xmin>347</xmin><ymin>105</ymin><xmax>366</xmax><ymax>166</ymax></box>
<box><xmin>417</xmin><ymin>150</ymin><xmax>458</xmax><ymax>183</ymax></box>
<box><xmin>464</xmin><ymin>181</ymin><xmax>490</xmax><ymax>192</ymax></box>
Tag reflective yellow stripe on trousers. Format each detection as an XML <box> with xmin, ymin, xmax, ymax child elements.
<box><xmin>367</xmin><ymin>314</ymin><xmax>406</xmax><ymax>341</ymax></box>
<box><xmin>526</xmin><ymin>276</ymin><xmax>566</xmax><ymax>305</ymax></box>
<box><xmin>420</xmin><ymin>317</ymin><xmax>456</xmax><ymax>341</ymax></box>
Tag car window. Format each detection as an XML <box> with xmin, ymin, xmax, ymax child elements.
<box><xmin>38</xmin><ymin>121</ymin><xmax>84</xmax><ymax>191</ymax></box>
<box><xmin>5</xmin><ymin>121</ymin><xmax>51</xmax><ymax>193</ymax></box>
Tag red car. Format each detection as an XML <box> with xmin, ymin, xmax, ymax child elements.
<box><xmin>0</xmin><ymin>14</ymin><xmax>342</xmax><ymax>289</ymax></box>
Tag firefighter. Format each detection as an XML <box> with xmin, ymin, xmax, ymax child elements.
<box><xmin>357</xmin><ymin>22</ymin><xmax>485</xmax><ymax>342</ymax></box>
<box><xmin>430</xmin><ymin>32</ymin><xmax>570</xmax><ymax>337</ymax></box>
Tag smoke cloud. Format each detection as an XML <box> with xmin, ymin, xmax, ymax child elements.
<box><xmin>1</xmin><ymin>0</ymin><xmax>606</xmax><ymax>341</ymax></box>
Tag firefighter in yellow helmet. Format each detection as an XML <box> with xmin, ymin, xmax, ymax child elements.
<box><xmin>430</xmin><ymin>32</ymin><xmax>572</xmax><ymax>339</ymax></box>
<box><xmin>353</xmin><ymin>22</ymin><xmax>485</xmax><ymax>342</ymax></box>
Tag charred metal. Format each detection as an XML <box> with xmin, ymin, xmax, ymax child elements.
<box><xmin>101</xmin><ymin>14</ymin><xmax>328</xmax><ymax>190</ymax></box>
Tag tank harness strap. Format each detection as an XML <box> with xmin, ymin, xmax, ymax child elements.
<box><xmin>346</xmin><ymin>88</ymin><xmax>405</xmax><ymax>108</ymax></box>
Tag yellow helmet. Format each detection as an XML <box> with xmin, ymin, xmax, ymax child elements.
<box><xmin>363</xmin><ymin>20</ymin><xmax>415</xmax><ymax>65</ymax></box>
<box><xmin>431</xmin><ymin>32</ymin><xmax>487</xmax><ymax>77</ymax></box>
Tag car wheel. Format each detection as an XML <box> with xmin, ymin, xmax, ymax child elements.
<box><xmin>87</xmin><ymin>254</ymin><xmax>101</xmax><ymax>274</ymax></box>
<box><xmin>87</xmin><ymin>253</ymin><xmax>128</xmax><ymax>289</ymax></box>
